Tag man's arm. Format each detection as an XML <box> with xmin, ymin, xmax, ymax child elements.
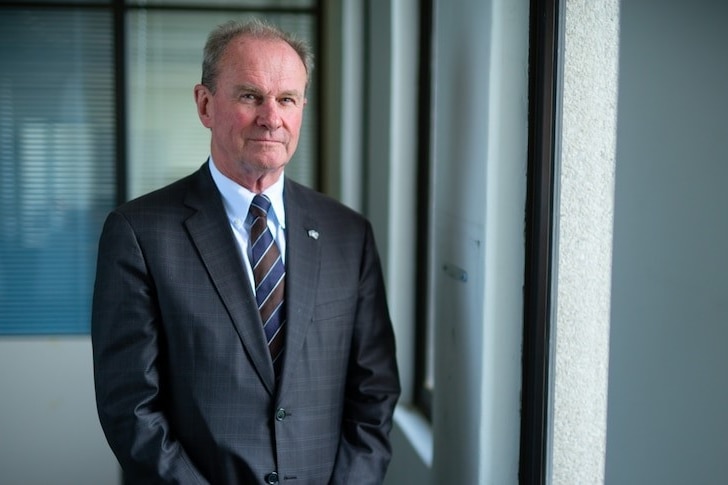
<box><xmin>330</xmin><ymin>222</ymin><xmax>401</xmax><ymax>485</ymax></box>
<box><xmin>91</xmin><ymin>211</ymin><xmax>208</xmax><ymax>484</ymax></box>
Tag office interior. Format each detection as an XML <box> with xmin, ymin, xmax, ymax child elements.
<box><xmin>1</xmin><ymin>0</ymin><xmax>726</xmax><ymax>484</ymax></box>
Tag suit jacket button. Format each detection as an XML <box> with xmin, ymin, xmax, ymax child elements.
<box><xmin>266</xmin><ymin>471</ymin><xmax>279</xmax><ymax>484</ymax></box>
<box><xmin>275</xmin><ymin>408</ymin><xmax>287</xmax><ymax>421</ymax></box>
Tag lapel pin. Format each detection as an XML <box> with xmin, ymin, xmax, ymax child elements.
<box><xmin>307</xmin><ymin>229</ymin><xmax>319</xmax><ymax>240</ymax></box>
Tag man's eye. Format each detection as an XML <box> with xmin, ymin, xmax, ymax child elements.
<box><xmin>240</xmin><ymin>93</ymin><xmax>257</xmax><ymax>102</ymax></box>
<box><xmin>280</xmin><ymin>97</ymin><xmax>297</xmax><ymax>106</ymax></box>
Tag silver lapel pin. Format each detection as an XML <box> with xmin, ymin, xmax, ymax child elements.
<box><xmin>307</xmin><ymin>229</ymin><xmax>319</xmax><ymax>240</ymax></box>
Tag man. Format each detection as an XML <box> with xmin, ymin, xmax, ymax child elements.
<box><xmin>92</xmin><ymin>19</ymin><xmax>400</xmax><ymax>484</ymax></box>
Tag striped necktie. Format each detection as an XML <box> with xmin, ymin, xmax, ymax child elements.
<box><xmin>248</xmin><ymin>194</ymin><xmax>286</xmax><ymax>376</ymax></box>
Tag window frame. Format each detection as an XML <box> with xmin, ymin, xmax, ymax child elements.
<box><xmin>413</xmin><ymin>0</ymin><xmax>435</xmax><ymax>421</ymax></box>
<box><xmin>519</xmin><ymin>0</ymin><xmax>561</xmax><ymax>483</ymax></box>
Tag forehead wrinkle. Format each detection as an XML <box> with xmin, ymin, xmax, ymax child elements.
<box><xmin>222</xmin><ymin>37</ymin><xmax>307</xmax><ymax>88</ymax></box>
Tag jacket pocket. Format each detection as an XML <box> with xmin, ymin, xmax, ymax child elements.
<box><xmin>312</xmin><ymin>296</ymin><xmax>357</xmax><ymax>323</ymax></box>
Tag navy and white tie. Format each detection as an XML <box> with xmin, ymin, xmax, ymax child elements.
<box><xmin>248</xmin><ymin>194</ymin><xmax>286</xmax><ymax>376</ymax></box>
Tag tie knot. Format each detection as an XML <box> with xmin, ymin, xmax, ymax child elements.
<box><xmin>250</xmin><ymin>194</ymin><xmax>272</xmax><ymax>218</ymax></box>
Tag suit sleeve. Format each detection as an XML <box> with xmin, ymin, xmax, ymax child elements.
<box><xmin>91</xmin><ymin>211</ymin><xmax>209</xmax><ymax>484</ymax></box>
<box><xmin>330</xmin><ymin>221</ymin><xmax>401</xmax><ymax>485</ymax></box>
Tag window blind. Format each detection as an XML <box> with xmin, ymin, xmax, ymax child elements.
<box><xmin>0</xmin><ymin>9</ymin><xmax>116</xmax><ymax>334</ymax></box>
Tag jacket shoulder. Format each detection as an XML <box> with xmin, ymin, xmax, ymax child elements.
<box><xmin>284</xmin><ymin>178</ymin><xmax>368</xmax><ymax>226</ymax></box>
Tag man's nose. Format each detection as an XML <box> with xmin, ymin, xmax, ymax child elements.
<box><xmin>256</xmin><ymin>98</ymin><xmax>282</xmax><ymax>130</ymax></box>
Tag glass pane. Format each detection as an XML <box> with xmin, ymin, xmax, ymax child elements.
<box><xmin>0</xmin><ymin>9</ymin><xmax>116</xmax><ymax>334</ymax></box>
<box><xmin>126</xmin><ymin>10</ymin><xmax>318</xmax><ymax>199</ymax></box>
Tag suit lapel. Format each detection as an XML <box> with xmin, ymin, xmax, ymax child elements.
<box><xmin>280</xmin><ymin>179</ymin><xmax>320</xmax><ymax>387</ymax></box>
<box><xmin>183</xmin><ymin>163</ymin><xmax>275</xmax><ymax>395</ymax></box>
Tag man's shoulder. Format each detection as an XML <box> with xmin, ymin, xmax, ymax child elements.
<box><xmin>117</xmin><ymin>165</ymin><xmax>208</xmax><ymax>214</ymax></box>
<box><xmin>103</xmin><ymin>166</ymin><xmax>216</xmax><ymax>235</ymax></box>
<box><xmin>284</xmin><ymin>177</ymin><xmax>365</xmax><ymax>222</ymax></box>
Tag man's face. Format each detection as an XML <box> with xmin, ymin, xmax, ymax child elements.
<box><xmin>195</xmin><ymin>36</ymin><xmax>307</xmax><ymax>183</ymax></box>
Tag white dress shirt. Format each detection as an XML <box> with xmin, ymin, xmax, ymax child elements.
<box><xmin>208</xmin><ymin>157</ymin><xmax>286</xmax><ymax>291</ymax></box>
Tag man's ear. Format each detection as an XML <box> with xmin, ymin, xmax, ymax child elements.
<box><xmin>194</xmin><ymin>84</ymin><xmax>214</xmax><ymax>129</ymax></box>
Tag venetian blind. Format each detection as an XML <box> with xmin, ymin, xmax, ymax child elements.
<box><xmin>0</xmin><ymin>8</ymin><xmax>116</xmax><ymax>334</ymax></box>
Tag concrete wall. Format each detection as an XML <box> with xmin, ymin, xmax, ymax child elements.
<box><xmin>0</xmin><ymin>338</ymin><xmax>118</xmax><ymax>485</ymax></box>
<box><xmin>551</xmin><ymin>1</ymin><xmax>619</xmax><ymax>483</ymax></box>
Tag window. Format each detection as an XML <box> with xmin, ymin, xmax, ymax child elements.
<box><xmin>0</xmin><ymin>1</ymin><xmax>320</xmax><ymax>335</ymax></box>
<box><xmin>0</xmin><ymin>7</ymin><xmax>116</xmax><ymax>334</ymax></box>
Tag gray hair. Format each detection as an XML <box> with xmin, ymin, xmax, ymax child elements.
<box><xmin>201</xmin><ymin>18</ymin><xmax>314</xmax><ymax>93</ymax></box>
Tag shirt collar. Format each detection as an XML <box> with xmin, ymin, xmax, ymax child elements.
<box><xmin>208</xmin><ymin>156</ymin><xmax>286</xmax><ymax>229</ymax></box>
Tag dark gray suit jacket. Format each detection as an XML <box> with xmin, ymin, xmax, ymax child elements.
<box><xmin>91</xmin><ymin>162</ymin><xmax>400</xmax><ymax>484</ymax></box>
